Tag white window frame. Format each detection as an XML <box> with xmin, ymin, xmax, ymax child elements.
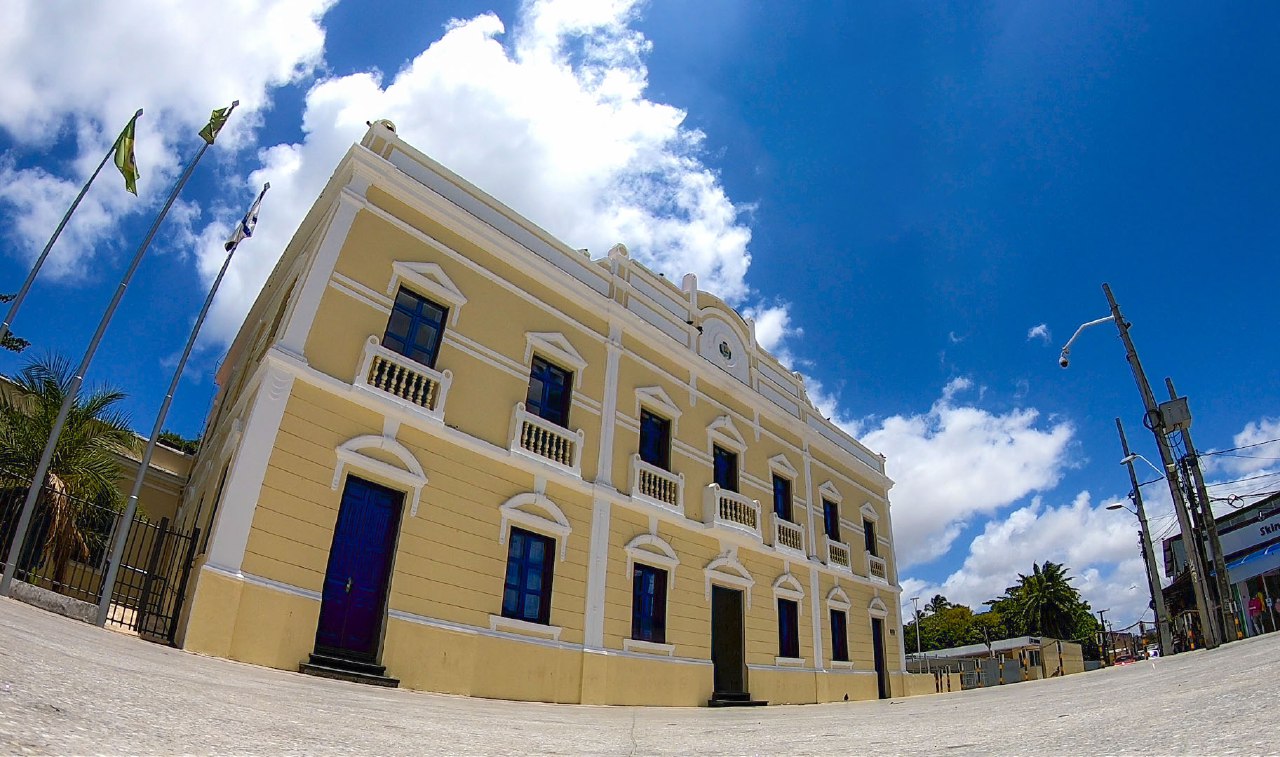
<box><xmin>387</xmin><ymin>261</ymin><xmax>468</xmax><ymax>327</ymax></box>
<box><xmin>703</xmin><ymin>551</ymin><xmax>754</xmax><ymax>608</ymax></box>
<box><xmin>524</xmin><ymin>332</ymin><xmax>588</xmax><ymax>381</ymax></box>
<box><xmin>772</xmin><ymin>573</ymin><xmax>806</xmax><ymax>666</ymax></box>
<box><xmin>497</xmin><ymin>493</ymin><xmax>572</xmax><ymax>561</ymax></box>
<box><xmin>635</xmin><ymin>386</ymin><xmax>682</xmax><ymax>434</ymax></box>
<box><xmin>623</xmin><ymin>533</ymin><xmax>679</xmax><ymax>657</ymax></box>
<box><xmin>826</xmin><ymin>586</ymin><xmax>853</xmax><ymax>668</ymax></box>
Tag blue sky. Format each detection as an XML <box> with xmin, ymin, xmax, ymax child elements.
<box><xmin>2</xmin><ymin>0</ymin><xmax>1278</xmax><ymax>628</ymax></box>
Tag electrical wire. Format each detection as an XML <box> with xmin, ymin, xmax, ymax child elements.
<box><xmin>1206</xmin><ymin>470</ymin><xmax>1280</xmax><ymax>489</ymax></box>
<box><xmin>1200</xmin><ymin>437</ymin><xmax>1280</xmax><ymax>456</ymax></box>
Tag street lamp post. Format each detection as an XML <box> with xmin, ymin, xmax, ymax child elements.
<box><xmin>1110</xmin><ymin>417</ymin><xmax>1174</xmax><ymax>656</ymax></box>
<box><xmin>910</xmin><ymin>596</ymin><xmax>922</xmax><ymax>663</ymax></box>
<box><xmin>1059</xmin><ymin>283</ymin><xmax>1219</xmax><ymax>648</ymax></box>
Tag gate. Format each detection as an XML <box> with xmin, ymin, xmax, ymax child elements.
<box><xmin>0</xmin><ymin>474</ymin><xmax>199</xmax><ymax>645</ymax></box>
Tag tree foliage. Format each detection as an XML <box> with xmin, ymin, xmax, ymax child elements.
<box><xmin>0</xmin><ymin>355</ymin><xmax>135</xmax><ymax>590</ymax></box>
<box><xmin>904</xmin><ymin>563</ymin><xmax>1103</xmax><ymax>659</ymax></box>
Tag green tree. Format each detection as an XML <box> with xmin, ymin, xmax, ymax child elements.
<box><xmin>0</xmin><ymin>294</ymin><xmax>30</xmax><ymax>353</ymax></box>
<box><xmin>924</xmin><ymin>594</ymin><xmax>952</xmax><ymax>614</ymax></box>
<box><xmin>158</xmin><ymin>430</ymin><xmax>200</xmax><ymax>455</ymax></box>
<box><xmin>0</xmin><ymin>355</ymin><xmax>135</xmax><ymax>590</ymax></box>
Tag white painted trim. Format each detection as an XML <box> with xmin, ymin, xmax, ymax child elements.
<box><xmin>525</xmin><ymin>331</ymin><xmax>587</xmax><ymax>376</ymax></box>
<box><xmin>204</xmin><ymin>365</ymin><xmax>294</xmax><ymax>575</ymax></box>
<box><xmin>704</xmin><ymin>551</ymin><xmax>754</xmax><ymax>608</ymax></box>
<box><xmin>830</xmin><ymin>660</ymin><xmax>855</xmax><ymax>670</ymax></box>
<box><xmin>624</xmin><ymin>533</ymin><xmax>680</xmax><ymax>589</ymax></box>
<box><xmin>635</xmin><ymin>385</ymin><xmax>682</xmax><ymax>429</ymax></box>
<box><xmin>202</xmin><ymin>563</ymin><xmax>323</xmax><ymax>602</ymax></box>
<box><xmin>826</xmin><ymin>585</ymin><xmax>852</xmax><ymax>611</ymax></box>
<box><xmin>331</xmin><ymin>434</ymin><xmax>427</xmax><ymax>517</ymax></box>
<box><xmin>595</xmin><ymin>325</ymin><xmax>623</xmax><ymax>488</ymax></box>
<box><xmin>262</xmin><ymin>348</ymin><xmax>905</xmax><ymax>592</ymax></box>
<box><xmin>488</xmin><ymin>614</ymin><xmax>563</xmax><ymax>641</ymax></box>
<box><xmin>869</xmin><ymin>596</ymin><xmax>889</xmax><ymax>618</ymax></box>
<box><xmin>387</xmin><ymin>261</ymin><xmax>468</xmax><ymax>327</ymax></box>
<box><xmin>583</xmin><ymin>497</ymin><xmax>611</xmax><ymax>650</ymax></box>
<box><xmin>818</xmin><ymin>480</ymin><xmax>843</xmax><ymax>504</ymax></box>
<box><xmin>278</xmin><ymin>183</ymin><xmax>367</xmax><ymax>359</ymax></box>
<box><xmin>622</xmin><ymin>638</ymin><xmax>675</xmax><ymax>657</ymax></box>
<box><xmin>861</xmin><ymin>502</ymin><xmax>880</xmax><ymax>522</ymax></box>
<box><xmin>329</xmin><ymin>273</ymin><xmax>392</xmax><ymax>314</ymax></box>
<box><xmin>707</xmin><ymin>414</ymin><xmax>746</xmax><ymax>453</ymax></box>
<box><xmin>771</xmin><ymin>572</ymin><xmax>805</xmax><ymax>604</ymax></box>
<box><xmin>498</xmin><ymin>492</ymin><xmax>572</xmax><ymax>561</ymax></box>
<box><xmin>775</xmin><ymin>656</ymin><xmax>806</xmax><ymax>667</ymax></box>
<box><xmin>768</xmin><ymin>453</ymin><xmax>799</xmax><ymax>479</ymax></box>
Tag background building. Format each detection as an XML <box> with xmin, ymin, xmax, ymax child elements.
<box><xmin>172</xmin><ymin>120</ymin><xmax>926</xmax><ymax>705</ymax></box>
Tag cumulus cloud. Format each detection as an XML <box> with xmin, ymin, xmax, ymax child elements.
<box><xmin>903</xmin><ymin>491</ymin><xmax>1162</xmax><ymax>627</ymax></box>
<box><xmin>1026</xmin><ymin>323</ymin><xmax>1050</xmax><ymax>343</ymax></box>
<box><xmin>0</xmin><ymin>0</ymin><xmax>332</xmax><ymax>277</ymax></box>
<box><xmin>1200</xmin><ymin>416</ymin><xmax>1280</xmax><ymax>512</ymax></box>
<box><xmin>861</xmin><ymin>377</ymin><xmax>1075</xmax><ymax>567</ymax></box>
<box><xmin>187</xmin><ymin>0</ymin><xmax>768</xmax><ymax>345</ymax></box>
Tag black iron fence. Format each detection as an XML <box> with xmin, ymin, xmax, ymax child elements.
<box><xmin>0</xmin><ymin>472</ymin><xmax>198</xmax><ymax>644</ymax></box>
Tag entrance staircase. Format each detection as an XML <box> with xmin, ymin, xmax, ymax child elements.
<box><xmin>299</xmin><ymin>652</ymin><xmax>400</xmax><ymax>688</ymax></box>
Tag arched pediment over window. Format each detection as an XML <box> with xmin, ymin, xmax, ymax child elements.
<box><xmin>498</xmin><ymin>493</ymin><xmax>572</xmax><ymax>561</ymax></box>
<box><xmin>868</xmin><ymin>596</ymin><xmax>889</xmax><ymax>618</ymax></box>
<box><xmin>704</xmin><ymin>551</ymin><xmax>754</xmax><ymax>607</ymax></box>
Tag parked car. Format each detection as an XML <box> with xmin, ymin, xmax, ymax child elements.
<box><xmin>1114</xmin><ymin>654</ymin><xmax>1137</xmax><ymax>666</ymax></box>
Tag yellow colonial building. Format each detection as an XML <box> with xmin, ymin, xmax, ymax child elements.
<box><xmin>173</xmin><ymin>120</ymin><xmax>924</xmax><ymax>705</ymax></box>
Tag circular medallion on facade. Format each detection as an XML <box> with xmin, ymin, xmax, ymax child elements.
<box><xmin>719</xmin><ymin>341</ymin><xmax>732</xmax><ymax>360</ymax></box>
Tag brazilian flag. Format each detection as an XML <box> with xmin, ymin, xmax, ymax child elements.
<box><xmin>113</xmin><ymin>114</ymin><xmax>140</xmax><ymax>195</ymax></box>
<box><xmin>199</xmin><ymin>101</ymin><xmax>239</xmax><ymax>145</ymax></box>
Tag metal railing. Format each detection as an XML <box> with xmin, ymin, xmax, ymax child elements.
<box><xmin>510</xmin><ymin>402</ymin><xmax>584</xmax><ymax>474</ymax></box>
<box><xmin>631</xmin><ymin>455</ymin><xmax>684</xmax><ymax>514</ymax></box>
<box><xmin>703</xmin><ymin>485</ymin><xmax>761</xmax><ymax>540</ymax></box>
<box><xmin>356</xmin><ymin>336</ymin><xmax>452</xmax><ymax>419</ymax></box>
<box><xmin>771</xmin><ymin>514</ymin><xmax>805</xmax><ymax>555</ymax></box>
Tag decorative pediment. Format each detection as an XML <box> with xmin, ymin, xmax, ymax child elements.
<box><xmin>331</xmin><ymin>434</ymin><xmax>427</xmax><ymax>516</ymax></box>
<box><xmin>707</xmin><ymin>415</ymin><xmax>746</xmax><ymax>452</ymax></box>
<box><xmin>771</xmin><ymin>572</ymin><xmax>805</xmax><ymax>603</ymax></box>
<box><xmin>624</xmin><ymin>533</ymin><xmax>679</xmax><ymax>587</ymax></box>
<box><xmin>498</xmin><ymin>493</ymin><xmax>572</xmax><ymax>561</ymax></box>
<box><xmin>768</xmin><ymin>454</ymin><xmax>799</xmax><ymax>479</ymax></box>
<box><xmin>388</xmin><ymin>261</ymin><xmax>467</xmax><ymax>325</ymax></box>
<box><xmin>525</xmin><ymin>332</ymin><xmax>587</xmax><ymax>376</ymax></box>
<box><xmin>635</xmin><ymin>386</ymin><xmax>682</xmax><ymax>425</ymax></box>
<box><xmin>818</xmin><ymin>481</ymin><xmax>843</xmax><ymax>504</ymax></box>
<box><xmin>697</xmin><ymin>314</ymin><xmax>750</xmax><ymax>384</ymax></box>
<box><xmin>868</xmin><ymin>596</ymin><xmax>889</xmax><ymax>618</ymax></box>
<box><xmin>861</xmin><ymin>502</ymin><xmax>880</xmax><ymax>522</ymax></box>
<box><xmin>826</xmin><ymin>585</ymin><xmax>851</xmax><ymax>611</ymax></box>
<box><xmin>704</xmin><ymin>551</ymin><xmax>754</xmax><ymax>607</ymax></box>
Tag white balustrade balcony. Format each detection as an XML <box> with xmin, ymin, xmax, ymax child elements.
<box><xmin>356</xmin><ymin>336</ymin><xmax>452</xmax><ymax>420</ymax></box>
<box><xmin>630</xmin><ymin>455</ymin><xmax>684</xmax><ymax>515</ymax></box>
<box><xmin>770</xmin><ymin>514</ymin><xmax>806</xmax><ymax>557</ymax></box>
<box><xmin>703</xmin><ymin>485</ymin><xmax>762</xmax><ymax>541</ymax></box>
<box><xmin>509</xmin><ymin>402</ymin><xmax>584</xmax><ymax>475</ymax></box>
<box><xmin>868</xmin><ymin>554</ymin><xmax>888</xmax><ymax>583</ymax></box>
<box><xmin>823</xmin><ymin>536</ymin><xmax>852</xmax><ymax>572</ymax></box>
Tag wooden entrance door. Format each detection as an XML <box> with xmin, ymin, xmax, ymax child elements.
<box><xmin>711</xmin><ymin>585</ymin><xmax>747</xmax><ymax>695</ymax></box>
<box><xmin>872</xmin><ymin>617</ymin><xmax>890</xmax><ymax>699</ymax></box>
<box><xmin>315</xmin><ymin>476</ymin><xmax>404</xmax><ymax>661</ymax></box>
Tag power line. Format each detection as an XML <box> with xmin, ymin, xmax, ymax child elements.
<box><xmin>1206</xmin><ymin>470</ymin><xmax>1280</xmax><ymax>489</ymax></box>
<box><xmin>1201</xmin><ymin>438</ymin><xmax>1280</xmax><ymax>457</ymax></box>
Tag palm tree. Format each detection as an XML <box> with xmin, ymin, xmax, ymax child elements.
<box><xmin>1014</xmin><ymin>561</ymin><xmax>1079</xmax><ymax>640</ymax></box>
<box><xmin>925</xmin><ymin>594</ymin><xmax>952</xmax><ymax>614</ymax></box>
<box><xmin>0</xmin><ymin>355</ymin><xmax>135</xmax><ymax>590</ymax></box>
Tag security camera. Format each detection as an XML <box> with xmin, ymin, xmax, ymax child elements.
<box><xmin>1059</xmin><ymin>355</ymin><xmax>1070</xmax><ymax>369</ymax></box>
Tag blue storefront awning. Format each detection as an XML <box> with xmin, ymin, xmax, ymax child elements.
<box><xmin>1225</xmin><ymin>542</ymin><xmax>1280</xmax><ymax>584</ymax></box>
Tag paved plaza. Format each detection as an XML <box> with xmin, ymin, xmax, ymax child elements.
<box><xmin>0</xmin><ymin>596</ymin><xmax>1275</xmax><ymax>755</ymax></box>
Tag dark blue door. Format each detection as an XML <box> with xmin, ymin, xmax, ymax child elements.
<box><xmin>315</xmin><ymin>476</ymin><xmax>404</xmax><ymax>661</ymax></box>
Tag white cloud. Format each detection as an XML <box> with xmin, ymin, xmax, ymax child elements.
<box><xmin>0</xmin><ymin>0</ymin><xmax>332</xmax><ymax>277</ymax></box>
<box><xmin>186</xmin><ymin>0</ymin><xmax>773</xmax><ymax>347</ymax></box>
<box><xmin>903</xmin><ymin>491</ymin><xmax>1162</xmax><ymax>628</ymax></box>
<box><xmin>1026</xmin><ymin>323</ymin><xmax>1050</xmax><ymax>343</ymax></box>
<box><xmin>861</xmin><ymin>377</ymin><xmax>1074</xmax><ymax>567</ymax></box>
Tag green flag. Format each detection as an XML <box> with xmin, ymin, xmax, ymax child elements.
<box><xmin>113</xmin><ymin>113</ymin><xmax>140</xmax><ymax>195</ymax></box>
<box><xmin>199</xmin><ymin>100</ymin><xmax>239</xmax><ymax>145</ymax></box>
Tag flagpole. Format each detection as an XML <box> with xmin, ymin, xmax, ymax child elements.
<box><xmin>0</xmin><ymin>109</ymin><xmax>144</xmax><ymax>347</ymax></box>
<box><xmin>95</xmin><ymin>182</ymin><xmax>269</xmax><ymax>626</ymax></box>
<box><xmin>0</xmin><ymin>115</ymin><xmax>228</xmax><ymax>597</ymax></box>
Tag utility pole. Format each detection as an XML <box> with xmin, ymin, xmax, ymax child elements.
<box><xmin>1102</xmin><ymin>284</ymin><xmax>1219</xmax><ymax>648</ymax></box>
<box><xmin>910</xmin><ymin>596</ymin><xmax>922</xmax><ymax>665</ymax></box>
<box><xmin>1117</xmin><ymin>418</ymin><xmax>1175</xmax><ymax>656</ymax></box>
<box><xmin>1097</xmin><ymin>609</ymin><xmax>1110</xmax><ymax>665</ymax></box>
<box><xmin>1165</xmin><ymin>378</ymin><xmax>1234</xmax><ymax>643</ymax></box>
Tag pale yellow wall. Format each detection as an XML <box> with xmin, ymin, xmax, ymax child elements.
<box><xmin>178</xmin><ymin>128</ymin><xmax>908</xmax><ymax>707</ymax></box>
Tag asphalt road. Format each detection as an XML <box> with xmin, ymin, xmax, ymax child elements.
<box><xmin>0</xmin><ymin>596</ymin><xmax>1275</xmax><ymax>755</ymax></box>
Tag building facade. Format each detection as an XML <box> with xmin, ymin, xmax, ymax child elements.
<box><xmin>173</xmin><ymin>120</ymin><xmax>924</xmax><ymax>705</ymax></box>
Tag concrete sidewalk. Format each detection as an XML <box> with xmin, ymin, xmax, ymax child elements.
<box><xmin>0</xmin><ymin>596</ymin><xmax>1274</xmax><ymax>755</ymax></box>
